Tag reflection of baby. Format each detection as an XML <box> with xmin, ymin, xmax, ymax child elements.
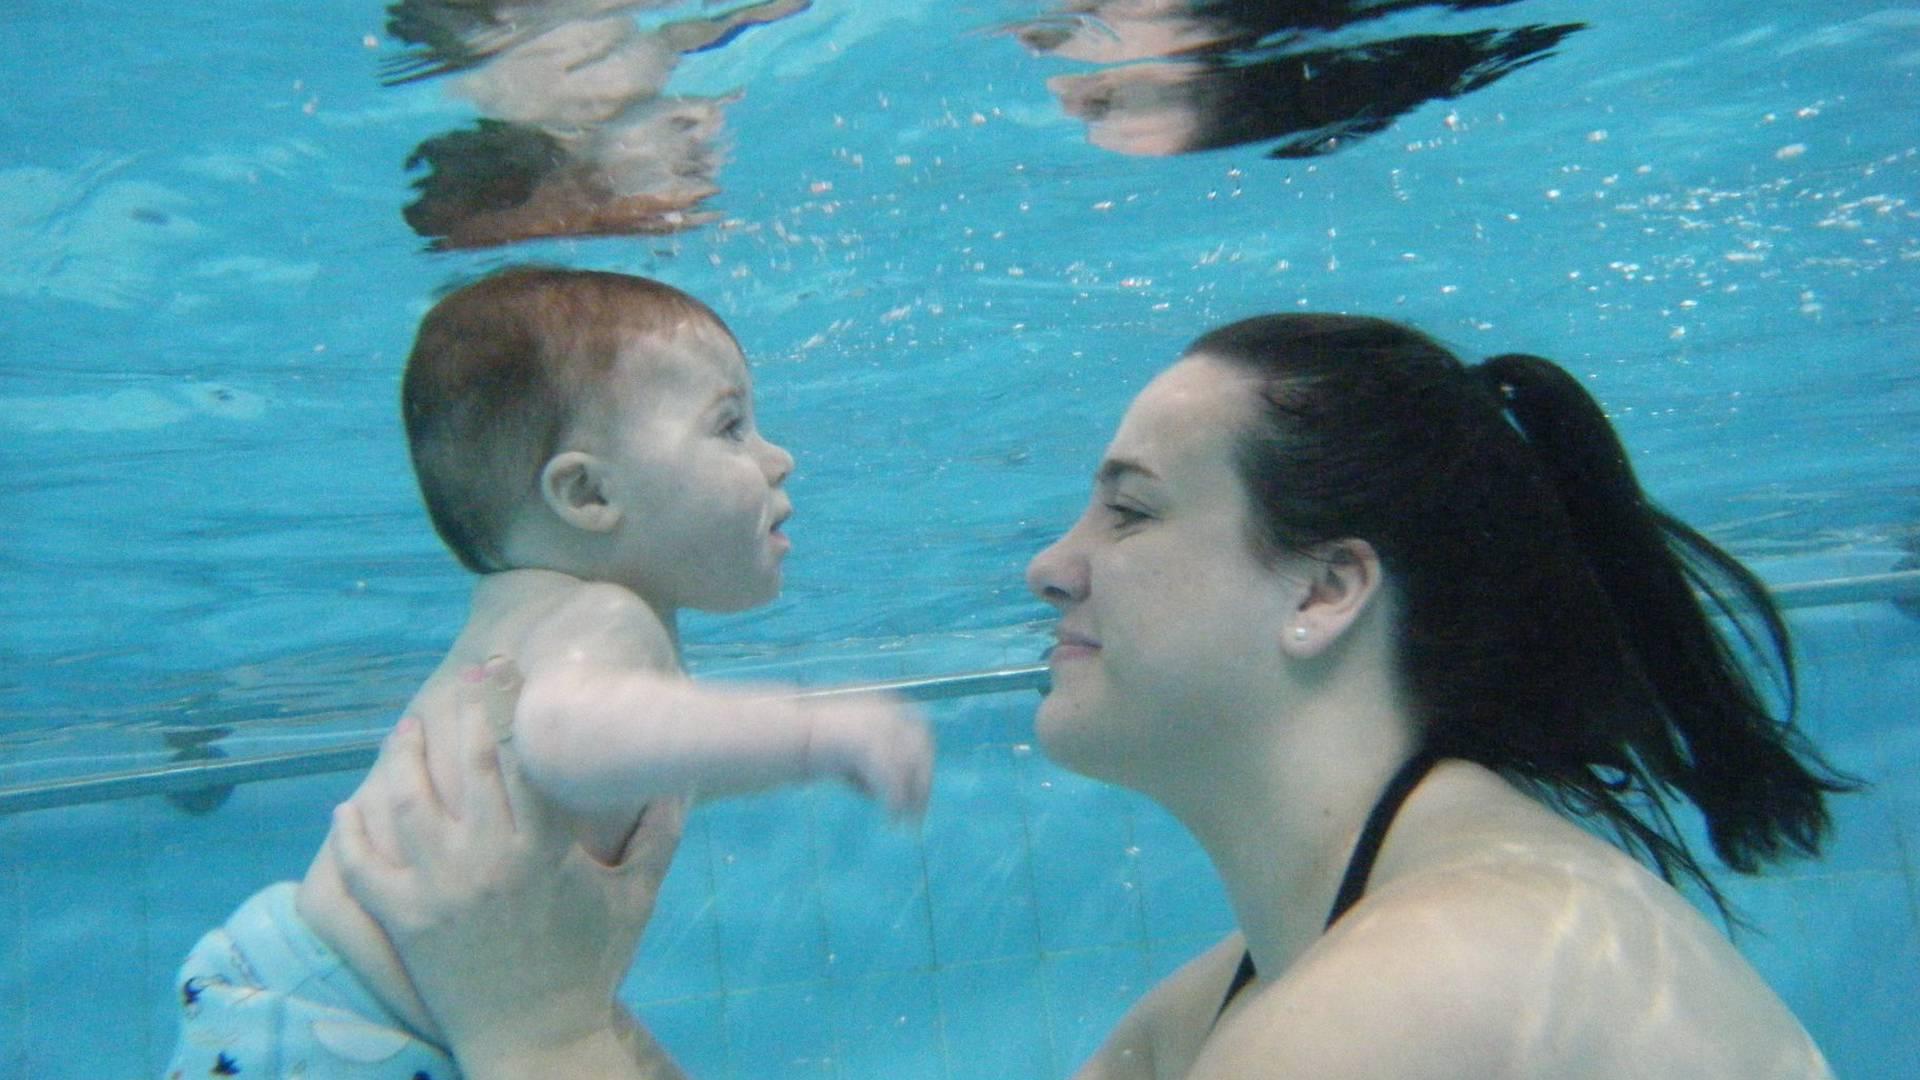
<box><xmin>404</xmin><ymin>101</ymin><xmax>730</xmax><ymax>250</ymax></box>
<box><xmin>383</xmin><ymin>0</ymin><xmax>680</xmax><ymax>84</ymax></box>
<box><xmin>391</xmin><ymin>0</ymin><xmax>810</xmax><ymax>249</ymax></box>
<box><xmin>453</xmin><ymin>15</ymin><xmax>678</xmax><ymax>131</ymax></box>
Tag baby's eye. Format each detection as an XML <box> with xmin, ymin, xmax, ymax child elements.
<box><xmin>720</xmin><ymin>416</ymin><xmax>748</xmax><ymax>441</ymax></box>
<box><xmin>1106</xmin><ymin>503</ymin><xmax>1149</xmax><ymax>527</ymax></box>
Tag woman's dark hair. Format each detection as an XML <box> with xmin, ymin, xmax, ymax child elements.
<box><xmin>1190</xmin><ymin>314</ymin><xmax>1859</xmax><ymax>917</ymax></box>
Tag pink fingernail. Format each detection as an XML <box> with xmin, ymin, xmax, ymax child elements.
<box><xmin>482</xmin><ymin>655</ymin><xmax>517</xmax><ymax>687</ymax></box>
<box><xmin>394</xmin><ymin>715</ymin><xmax>419</xmax><ymax>735</ymax></box>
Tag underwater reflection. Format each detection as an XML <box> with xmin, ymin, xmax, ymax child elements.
<box><xmin>381</xmin><ymin>0</ymin><xmax>810</xmax><ymax>250</ymax></box>
<box><xmin>1000</xmin><ymin>0</ymin><xmax>1585</xmax><ymax>158</ymax></box>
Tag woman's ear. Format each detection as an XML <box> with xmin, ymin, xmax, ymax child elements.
<box><xmin>1282</xmin><ymin>538</ymin><xmax>1383</xmax><ymax>658</ymax></box>
<box><xmin>539</xmin><ymin>451</ymin><xmax>622</xmax><ymax>533</ymax></box>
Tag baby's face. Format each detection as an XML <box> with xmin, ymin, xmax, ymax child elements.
<box><xmin>589</xmin><ymin>321</ymin><xmax>795</xmax><ymax>613</ymax></box>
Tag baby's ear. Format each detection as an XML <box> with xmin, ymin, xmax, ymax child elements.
<box><xmin>540</xmin><ymin>451</ymin><xmax>620</xmax><ymax>532</ymax></box>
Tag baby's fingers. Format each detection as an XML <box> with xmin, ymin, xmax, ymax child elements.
<box><xmin>897</xmin><ymin>723</ymin><xmax>936</xmax><ymax>822</ymax></box>
<box><xmin>868</xmin><ymin>718</ymin><xmax>935</xmax><ymax>823</ymax></box>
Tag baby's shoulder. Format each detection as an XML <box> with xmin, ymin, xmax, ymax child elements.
<box><xmin>518</xmin><ymin>580</ymin><xmax>675</xmax><ymax>672</ymax></box>
<box><xmin>541</xmin><ymin>579</ymin><xmax>658</xmax><ymax>624</ymax></box>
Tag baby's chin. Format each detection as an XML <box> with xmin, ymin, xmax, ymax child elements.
<box><xmin>696</xmin><ymin>576</ymin><xmax>783</xmax><ymax>614</ymax></box>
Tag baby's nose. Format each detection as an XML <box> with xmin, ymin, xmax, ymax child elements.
<box><xmin>763</xmin><ymin>440</ymin><xmax>795</xmax><ymax>485</ymax></box>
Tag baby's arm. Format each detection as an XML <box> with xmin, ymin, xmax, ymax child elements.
<box><xmin>510</xmin><ymin>583</ymin><xmax>932</xmax><ymax>824</ymax></box>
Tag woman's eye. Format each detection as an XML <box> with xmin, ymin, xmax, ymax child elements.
<box><xmin>720</xmin><ymin>416</ymin><xmax>747</xmax><ymax>440</ymax></box>
<box><xmin>1107</xmin><ymin>503</ymin><xmax>1148</xmax><ymax>527</ymax></box>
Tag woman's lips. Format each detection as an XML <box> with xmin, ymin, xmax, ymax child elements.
<box><xmin>1049</xmin><ymin>635</ymin><xmax>1099</xmax><ymax>661</ymax></box>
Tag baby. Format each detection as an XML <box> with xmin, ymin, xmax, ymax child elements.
<box><xmin>166</xmin><ymin>266</ymin><xmax>932</xmax><ymax>1078</ymax></box>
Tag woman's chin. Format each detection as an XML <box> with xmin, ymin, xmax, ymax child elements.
<box><xmin>1033</xmin><ymin>697</ymin><xmax>1101</xmax><ymax>773</ymax></box>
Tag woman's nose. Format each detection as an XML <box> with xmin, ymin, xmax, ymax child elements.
<box><xmin>1026</xmin><ymin>534</ymin><xmax>1085</xmax><ymax>607</ymax></box>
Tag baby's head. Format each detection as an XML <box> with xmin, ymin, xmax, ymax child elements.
<box><xmin>403</xmin><ymin>265</ymin><xmax>794</xmax><ymax>613</ymax></box>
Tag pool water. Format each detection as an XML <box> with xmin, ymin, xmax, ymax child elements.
<box><xmin>1</xmin><ymin>0</ymin><xmax>1916</xmax><ymax>1075</ymax></box>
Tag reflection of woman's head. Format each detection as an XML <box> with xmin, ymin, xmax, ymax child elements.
<box><xmin>1008</xmin><ymin>0</ymin><xmax>1242</xmax><ymax>64</ymax></box>
<box><xmin>1046</xmin><ymin>48</ymin><xmax>1458</xmax><ymax>158</ymax></box>
<box><xmin>1190</xmin><ymin>316</ymin><xmax>1843</xmax><ymax>900</ymax></box>
<box><xmin>1048</xmin><ymin>63</ymin><xmax>1209</xmax><ymax>156</ymax></box>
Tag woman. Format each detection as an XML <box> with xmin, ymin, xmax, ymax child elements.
<box><xmin>334</xmin><ymin>314</ymin><xmax>1853</xmax><ymax>1078</ymax></box>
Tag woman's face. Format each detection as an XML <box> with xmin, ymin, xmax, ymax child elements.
<box><xmin>1047</xmin><ymin>63</ymin><xmax>1205</xmax><ymax>156</ymax></box>
<box><xmin>1025</xmin><ymin>354</ymin><xmax>1301</xmax><ymax>783</ymax></box>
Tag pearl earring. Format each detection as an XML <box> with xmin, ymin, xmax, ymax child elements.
<box><xmin>1292</xmin><ymin>625</ymin><xmax>1309</xmax><ymax>642</ymax></box>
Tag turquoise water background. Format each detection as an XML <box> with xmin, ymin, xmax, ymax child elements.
<box><xmin>2</xmin><ymin>0</ymin><xmax>1916</xmax><ymax>1075</ymax></box>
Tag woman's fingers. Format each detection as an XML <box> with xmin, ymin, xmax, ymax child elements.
<box><xmin>329</xmin><ymin>800</ymin><xmax>389</xmax><ymax>869</ymax></box>
<box><xmin>459</xmin><ymin>656</ymin><xmax>562</xmax><ymax>844</ymax></box>
<box><xmin>611</xmin><ymin>798</ymin><xmax>686</xmax><ymax>936</ymax></box>
<box><xmin>330</xmin><ymin>800</ymin><xmax>417</xmax><ymax>920</ymax></box>
<box><xmin>378</xmin><ymin>713</ymin><xmax>451</xmax><ymax>866</ymax></box>
<box><xmin>614</xmin><ymin>796</ymin><xmax>687</xmax><ymax>883</ymax></box>
<box><xmin>453</xmin><ymin>657</ymin><xmax>521</xmax><ymax>836</ymax></box>
<box><xmin>547</xmin><ymin>795</ymin><xmax>687</xmax><ymax>995</ymax></box>
<box><xmin>346</xmin><ymin>714</ymin><xmax>442</xmax><ymax>867</ymax></box>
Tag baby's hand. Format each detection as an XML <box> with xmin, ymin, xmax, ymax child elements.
<box><xmin>804</xmin><ymin>695</ymin><xmax>933</xmax><ymax>821</ymax></box>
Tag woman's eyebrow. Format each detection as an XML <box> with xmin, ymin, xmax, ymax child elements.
<box><xmin>1096</xmin><ymin>457</ymin><xmax>1158</xmax><ymax>488</ymax></box>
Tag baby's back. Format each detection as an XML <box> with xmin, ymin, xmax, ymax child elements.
<box><xmin>409</xmin><ymin>567</ymin><xmax>606</xmax><ymax>712</ymax></box>
<box><xmin>295</xmin><ymin>569</ymin><xmax>666</xmax><ymax>1043</ymax></box>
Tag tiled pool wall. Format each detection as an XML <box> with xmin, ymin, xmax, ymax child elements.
<box><xmin>2</xmin><ymin>575</ymin><xmax>1915</xmax><ymax>1079</ymax></box>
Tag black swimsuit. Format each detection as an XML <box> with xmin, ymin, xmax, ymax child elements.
<box><xmin>1215</xmin><ymin>747</ymin><xmax>1443</xmax><ymax>1018</ymax></box>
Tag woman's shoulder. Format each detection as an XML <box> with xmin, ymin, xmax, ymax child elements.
<box><xmin>1195</xmin><ymin>780</ymin><xmax>1831</xmax><ymax>1079</ymax></box>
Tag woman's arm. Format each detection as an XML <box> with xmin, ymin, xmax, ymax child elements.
<box><xmin>1073</xmin><ymin>934</ymin><xmax>1247</xmax><ymax>1080</ymax></box>
<box><xmin>329</xmin><ymin>658</ymin><xmax>689</xmax><ymax>1079</ymax></box>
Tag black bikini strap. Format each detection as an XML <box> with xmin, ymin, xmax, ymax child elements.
<box><xmin>1214</xmin><ymin>747</ymin><xmax>1443</xmax><ymax>1019</ymax></box>
<box><xmin>1220</xmin><ymin>950</ymin><xmax>1257</xmax><ymax>1015</ymax></box>
<box><xmin>1325</xmin><ymin>745</ymin><xmax>1442</xmax><ymax>929</ymax></box>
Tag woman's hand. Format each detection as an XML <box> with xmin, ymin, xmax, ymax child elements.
<box><xmin>328</xmin><ymin>657</ymin><xmax>687</xmax><ymax>1078</ymax></box>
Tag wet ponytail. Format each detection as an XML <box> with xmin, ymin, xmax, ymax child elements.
<box><xmin>1474</xmin><ymin>355</ymin><xmax>1856</xmax><ymax>877</ymax></box>
<box><xmin>1196</xmin><ymin>315</ymin><xmax>1858</xmax><ymax>920</ymax></box>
